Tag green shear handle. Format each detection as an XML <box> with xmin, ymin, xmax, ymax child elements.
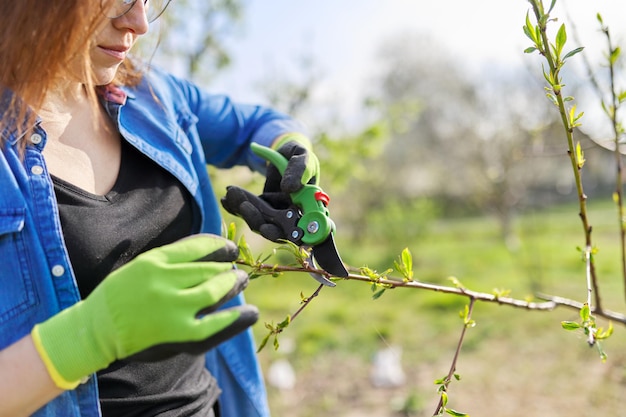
<box><xmin>251</xmin><ymin>142</ymin><xmax>335</xmax><ymax>247</ymax></box>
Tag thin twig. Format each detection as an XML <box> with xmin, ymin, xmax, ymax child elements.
<box><xmin>564</xmin><ymin>9</ymin><xmax>626</xmax><ymax>301</ymax></box>
<box><xmin>602</xmin><ymin>25</ymin><xmax>626</xmax><ymax>303</ymax></box>
<box><xmin>292</xmin><ymin>284</ymin><xmax>324</xmax><ymax>321</ymax></box>
<box><xmin>433</xmin><ymin>298</ymin><xmax>476</xmax><ymax>416</ymax></box>
<box><xmin>528</xmin><ymin>0</ymin><xmax>603</xmax><ymax>311</ymax></box>
<box><xmin>584</xmin><ymin>245</ymin><xmax>593</xmax><ymax>307</ymax></box>
<box><xmin>537</xmin><ymin>293</ymin><xmax>626</xmax><ymax>323</ymax></box>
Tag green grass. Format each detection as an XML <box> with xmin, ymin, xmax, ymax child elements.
<box><xmin>239</xmin><ymin>200</ymin><xmax>626</xmax><ymax>416</ymax></box>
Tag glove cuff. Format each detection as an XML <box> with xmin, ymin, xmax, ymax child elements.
<box><xmin>31</xmin><ymin>325</ymin><xmax>82</xmax><ymax>390</ymax></box>
<box><xmin>271</xmin><ymin>133</ymin><xmax>311</xmax><ymax>151</ymax></box>
<box><xmin>31</xmin><ymin>300</ymin><xmax>114</xmax><ymax>389</ymax></box>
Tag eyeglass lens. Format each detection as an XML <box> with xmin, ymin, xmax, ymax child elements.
<box><xmin>105</xmin><ymin>0</ymin><xmax>171</xmax><ymax>22</ymax></box>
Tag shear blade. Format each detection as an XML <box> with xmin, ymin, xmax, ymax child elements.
<box><xmin>312</xmin><ymin>234</ymin><xmax>349</xmax><ymax>278</ymax></box>
<box><xmin>307</xmin><ymin>269</ymin><xmax>336</xmax><ymax>287</ymax></box>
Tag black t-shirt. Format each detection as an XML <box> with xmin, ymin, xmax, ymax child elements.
<box><xmin>52</xmin><ymin>139</ymin><xmax>220</xmax><ymax>417</ymax></box>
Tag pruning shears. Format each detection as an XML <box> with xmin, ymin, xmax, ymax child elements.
<box><xmin>251</xmin><ymin>142</ymin><xmax>349</xmax><ymax>286</ymax></box>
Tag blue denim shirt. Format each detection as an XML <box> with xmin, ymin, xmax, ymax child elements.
<box><xmin>0</xmin><ymin>67</ymin><xmax>303</xmax><ymax>416</ymax></box>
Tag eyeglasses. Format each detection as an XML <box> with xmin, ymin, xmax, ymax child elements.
<box><xmin>103</xmin><ymin>0</ymin><xmax>172</xmax><ymax>23</ymax></box>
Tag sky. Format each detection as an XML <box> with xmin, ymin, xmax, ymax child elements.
<box><xmin>207</xmin><ymin>0</ymin><xmax>626</xmax><ymax>131</ymax></box>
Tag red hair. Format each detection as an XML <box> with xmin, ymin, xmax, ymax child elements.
<box><xmin>0</xmin><ymin>1</ymin><xmax>105</xmax><ymax>144</ymax></box>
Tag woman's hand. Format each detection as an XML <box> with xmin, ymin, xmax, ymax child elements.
<box><xmin>31</xmin><ymin>234</ymin><xmax>258</xmax><ymax>389</ymax></box>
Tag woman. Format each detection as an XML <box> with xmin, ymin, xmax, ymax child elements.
<box><xmin>0</xmin><ymin>1</ymin><xmax>320</xmax><ymax>416</ymax></box>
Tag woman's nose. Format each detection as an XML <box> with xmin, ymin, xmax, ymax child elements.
<box><xmin>113</xmin><ymin>0</ymin><xmax>149</xmax><ymax>35</ymax></box>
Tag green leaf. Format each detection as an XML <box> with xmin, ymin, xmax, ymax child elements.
<box><xmin>575</xmin><ymin>142</ymin><xmax>585</xmax><ymax>169</ymax></box>
<box><xmin>393</xmin><ymin>247</ymin><xmax>414</xmax><ymax>281</ymax></box>
<box><xmin>441</xmin><ymin>392</ymin><xmax>448</xmax><ymax>407</ymax></box>
<box><xmin>596</xmin><ymin>321</ymin><xmax>614</xmax><ymax>340</ymax></box>
<box><xmin>542</xmin><ymin>65</ymin><xmax>554</xmax><ymax>85</ymax></box>
<box><xmin>257</xmin><ymin>333</ymin><xmax>271</xmax><ymax>353</ymax></box>
<box><xmin>445</xmin><ymin>408</ymin><xmax>470</xmax><ymax>417</ymax></box>
<box><xmin>434</xmin><ymin>376</ymin><xmax>448</xmax><ymax>385</ymax></box>
<box><xmin>555</xmin><ymin>24</ymin><xmax>567</xmax><ymax>58</ymax></box>
<box><xmin>524</xmin><ymin>46</ymin><xmax>538</xmax><ymax>54</ymax></box>
<box><xmin>569</xmin><ymin>105</ymin><xmax>583</xmax><ymax>126</ymax></box>
<box><xmin>459</xmin><ymin>304</ymin><xmax>469</xmax><ymax>320</ymax></box>
<box><xmin>580</xmin><ymin>303</ymin><xmax>591</xmax><ymax>322</ymax></box>
<box><xmin>372</xmin><ymin>288</ymin><xmax>387</xmax><ymax>300</ymax></box>
<box><xmin>237</xmin><ymin>234</ymin><xmax>255</xmax><ymax>265</ymax></box>
<box><xmin>568</xmin><ymin>106</ymin><xmax>577</xmax><ymax>120</ymax></box>
<box><xmin>226</xmin><ymin>222</ymin><xmax>237</xmax><ymax>241</ymax></box>
<box><xmin>492</xmin><ymin>288</ymin><xmax>511</xmax><ymax>299</ymax></box>
<box><xmin>546</xmin><ymin>92</ymin><xmax>558</xmax><ymax>107</ymax></box>
<box><xmin>597</xmin><ymin>13</ymin><xmax>604</xmax><ymax>26</ymax></box>
<box><xmin>360</xmin><ymin>266</ymin><xmax>392</xmax><ymax>281</ymax></box>
<box><xmin>561</xmin><ymin>321</ymin><xmax>582</xmax><ymax>330</ymax></box>
<box><xmin>277</xmin><ymin>315</ymin><xmax>291</xmax><ymax>330</ymax></box>
<box><xmin>523</xmin><ymin>12</ymin><xmax>537</xmax><ymax>43</ymax></box>
<box><xmin>449</xmin><ymin>276</ymin><xmax>465</xmax><ymax>289</ymax></box>
<box><xmin>610</xmin><ymin>46</ymin><xmax>621</xmax><ymax>65</ymax></box>
<box><xmin>402</xmin><ymin>247</ymin><xmax>413</xmax><ymax>277</ymax></box>
<box><xmin>563</xmin><ymin>46</ymin><xmax>584</xmax><ymax>61</ymax></box>
<box><xmin>361</xmin><ymin>266</ymin><xmax>377</xmax><ymax>280</ymax></box>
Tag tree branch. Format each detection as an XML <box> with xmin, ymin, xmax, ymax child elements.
<box><xmin>242</xmin><ymin>261</ymin><xmax>626</xmax><ymax>324</ymax></box>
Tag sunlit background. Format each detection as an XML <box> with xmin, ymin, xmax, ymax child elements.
<box><xmin>142</xmin><ymin>1</ymin><xmax>626</xmax><ymax>416</ymax></box>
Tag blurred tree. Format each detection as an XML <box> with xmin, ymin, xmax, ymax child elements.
<box><xmin>367</xmin><ymin>32</ymin><xmax>616</xmax><ymax>245</ymax></box>
<box><xmin>255</xmin><ymin>53</ymin><xmax>323</xmax><ymax>117</ymax></box>
<box><xmin>138</xmin><ymin>0</ymin><xmax>246</xmax><ymax>84</ymax></box>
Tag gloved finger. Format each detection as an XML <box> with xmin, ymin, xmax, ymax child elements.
<box><xmin>195</xmin><ymin>239</ymin><xmax>239</xmax><ymax>263</ymax></box>
<box><xmin>141</xmin><ymin>234</ymin><xmax>234</xmax><ymax>265</ymax></box>
<box><xmin>238</xmin><ymin>201</ymin><xmax>269</xmax><ymax>232</ymax></box>
<box><xmin>222</xmin><ymin>186</ymin><xmax>289</xmax><ymax>232</ymax></box>
<box><xmin>159</xmin><ymin>261</ymin><xmax>235</xmax><ymax>290</ymax></box>
<box><xmin>258</xmin><ymin>191</ymin><xmax>292</xmax><ymax>210</ymax></box>
<box><xmin>221</xmin><ymin>185</ymin><xmax>248</xmax><ymax>215</ymax></box>
<box><xmin>281</xmin><ymin>153</ymin><xmax>308</xmax><ymax>193</ymax></box>
<box><xmin>263</xmin><ymin>164</ymin><xmax>282</xmax><ymax>194</ymax></box>
<box><xmin>193</xmin><ymin>304</ymin><xmax>259</xmax><ymax>350</ymax></box>
<box><xmin>258</xmin><ymin>224</ymin><xmax>286</xmax><ymax>242</ymax></box>
<box><xmin>222</xmin><ymin>186</ymin><xmax>266</xmax><ymax>218</ymax></box>
<box><xmin>238</xmin><ymin>201</ymin><xmax>289</xmax><ymax>241</ymax></box>
<box><xmin>128</xmin><ymin>304</ymin><xmax>259</xmax><ymax>362</ymax></box>
<box><xmin>191</xmin><ymin>269</ymin><xmax>250</xmax><ymax>316</ymax></box>
<box><xmin>277</xmin><ymin>142</ymin><xmax>308</xmax><ymax>191</ymax></box>
<box><xmin>264</xmin><ymin>141</ymin><xmax>308</xmax><ymax>194</ymax></box>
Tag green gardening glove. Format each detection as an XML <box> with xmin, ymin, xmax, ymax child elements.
<box><xmin>266</xmin><ymin>133</ymin><xmax>320</xmax><ymax>193</ymax></box>
<box><xmin>31</xmin><ymin>234</ymin><xmax>258</xmax><ymax>390</ymax></box>
<box><xmin>222</xmin><ymin>134</ymin><xmax>321</xmax><ymax>241</ymax></box>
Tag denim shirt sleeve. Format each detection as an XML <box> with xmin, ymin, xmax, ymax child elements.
<box><xmin>144</xmin><ymin>67</ymin><xmax>307</xmax><ymax>173</ymax></box>
<box><xmin>0</xmin><ymin>123</ymin><xmax>102</xmax><ymax>417</ymax></box>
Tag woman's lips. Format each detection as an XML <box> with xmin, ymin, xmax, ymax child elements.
<box><xmin>98</xmin><ymin>45</ymin><xmax>129</xmax><ymax>61</ymax></box>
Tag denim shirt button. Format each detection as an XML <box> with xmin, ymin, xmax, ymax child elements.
<box><xmin>51</xmin><ymin>265</ymin><xmax>65</xmax><ymax>277</ymax></box>
<box><xmin>31</xmin><ymin>165</ymin><xmax>44</xmax><ymax>175</ymax></box>
<box><xmin>30</xmin><ymin>133</ymin><xmax>43</xmax><ymax>144</ymax></box>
